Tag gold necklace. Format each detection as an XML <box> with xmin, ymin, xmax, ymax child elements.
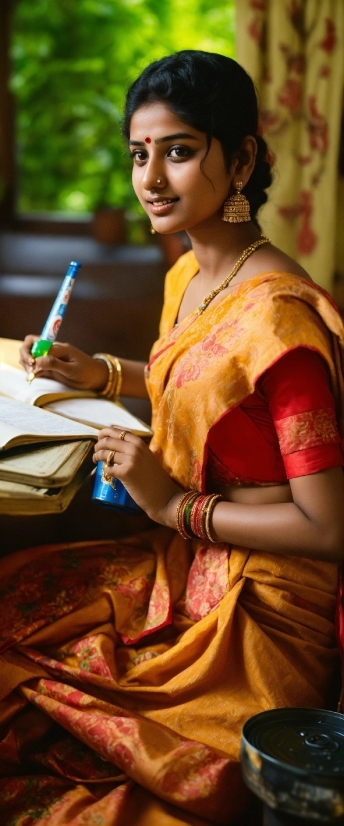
<box><xmin>197</xmin><ymin>235</ymin><xmax>270</xmax><ymax>315</ymax></box>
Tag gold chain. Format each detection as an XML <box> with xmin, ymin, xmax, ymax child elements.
<box><xmin>197</xmin><ymin>235</ymin><xmax>270</xmax><ymax>315</ymax></box>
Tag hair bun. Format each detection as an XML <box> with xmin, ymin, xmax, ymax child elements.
<box><xmin>243</xmin><ymin>134</ymin><xmax>273</xmax><ymax>228</ymax></box>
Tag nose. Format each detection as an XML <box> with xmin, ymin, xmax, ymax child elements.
<box><xmin>141</xmin><ymin>160</ymin><xmax>165</xmax><ymax>191</ymax></box>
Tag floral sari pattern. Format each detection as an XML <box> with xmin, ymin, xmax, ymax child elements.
<box><xmin>0</xmin><ymin>256</ymin><xmax>343</xmax><ymax>825</ymax></box>
<box><xmin>275</xmin><ymin>407</ymin><xmax>340</xmax><ymax>454</ymax></box>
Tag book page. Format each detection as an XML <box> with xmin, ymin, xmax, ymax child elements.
<box><xmin>0</xmin><ymin>338</ymin><xmax>23</xmax><ymax>367</ymax></box>
<box><xmin>0</xmin><ymin>365</ymin><xmax>152</xmax><ymax>437</ymax></box>
<box><xmin>0</xmin><ymin>450</ymin><xmax>93</xmax><ymax>514</ymax></box>
<box><xmin>0</xmin><ymin>363</ymin><xmax>93</xmax><ymax>406</ymax></box>
<box><xmin>46</xmin><ymin>397</ymin><xmax>152</xmax><ymax>436</ymax></box>
<box><xmin>0</xmin><ymin>398</ymin><xmax>98</xmax><ymax>449</ymax></box>
<box><xmin>0</xmin><ymin>478</ymin><xmax>50</xmax><ymax>498</ymax></box>
<box><xmin>0</xmin><ymin>440</ymin><xmax>84</xmax><ymax>486</ymax></box>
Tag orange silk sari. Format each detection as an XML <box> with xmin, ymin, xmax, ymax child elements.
<box><xmin>0</xmin><ymin>254</ymin><xmax>343</xmax><ymax>826</ymax></box>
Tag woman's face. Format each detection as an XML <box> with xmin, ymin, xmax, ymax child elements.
<box><xmin>129</xmin><ymin>102</ymin><xmax>234</xmax><ymax>235</ymax></box>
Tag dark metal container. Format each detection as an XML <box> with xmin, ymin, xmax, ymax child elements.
<box><xmin>241</xmin><ymin>708</ymin><xmax>344</xmax><ymax>824</ymax></box>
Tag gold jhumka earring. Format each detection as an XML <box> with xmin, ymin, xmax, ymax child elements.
<box><xmin>222</xmin><ymin>180</ymin><xmax>251</xmax><ymax>223</ymax></box>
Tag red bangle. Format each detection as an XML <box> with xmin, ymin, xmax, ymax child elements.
<box><xmin>189</xmin><ymin>493</ymin><xmax>223</xmax><ymax>542</ymax></box>
<box><xmin>176</xmin><ymin>491</ymin><xmax>199</xmax><ymax>539</ymax></box>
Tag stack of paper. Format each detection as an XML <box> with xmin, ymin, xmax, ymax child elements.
<box><xmin>0</xmin><ymin>338</ymin><xmax>152</xmax><ymax>514</ymax></box>
<box><xmin>0</xmin><ymin>441</ymin><xmax>94</xmax><ymax>514</ymax></box>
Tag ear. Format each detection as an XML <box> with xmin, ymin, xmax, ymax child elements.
<box><xmin>232</xmin><ymin>136</ymin><xmax>257</xmax><ymax>187</ymax></box>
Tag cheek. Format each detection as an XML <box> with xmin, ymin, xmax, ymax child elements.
<box><xmin>131</xmin><ymin>168</ymin><xmax>139</xmax><ymax>192</ymax></box>
<box><xmin>131</xmin><ymin>170</ymin><xmax>145</xmax><ymax>203</ymax></box>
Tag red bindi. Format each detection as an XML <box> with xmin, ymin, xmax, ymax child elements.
<box><xmin>144</xmin><ymin>136</ymin><xmax>151</xmax><ymax>144</ymax></box>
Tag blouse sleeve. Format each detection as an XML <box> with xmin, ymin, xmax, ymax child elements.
<box><xmin>259</xmin><ymin>347</ymin><xmax>343</xmax><ymax>478</ymax></box>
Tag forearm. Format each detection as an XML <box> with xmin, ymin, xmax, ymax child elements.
<box><xmin>94</xmin><ymin>357</ymin><xmax>149</xmax><ymax>399</ymax></box>
<box><xmin>211</xmin><ymin>500</ymin><xmax>343</xmax><ymax>561</ymax></box>
<box><xmin>163</xmin><ymin>468</ymin><xmax>344</xmax><ymax>562</ymax></box>
<box><xmin>118</xmin><ymin>359</ymin><xmax>149</xmax><ymax>399</ymax></box>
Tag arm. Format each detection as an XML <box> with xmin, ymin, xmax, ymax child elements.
<box><xmin>202</xmin><ymin>467</ymin><xmax>344</xmax><ymax>561</ymax></box>
<box><xmin>19</xmin><ymin>336</ymin><xmax>149</xmax><ymax>399</ymax></box>
<box><xmin>201</xmin><ymin>348</ymin><xmax>344</xmax><ymax>561</ymax></box>
<box><xmin>93</xmin><ymin>429</ymin><xmax>344</xmax><ymax>562</ymax></box>
<box><xmin>93</xmin><ymin>347</ymin><xmax>344</xmax><ymax>562</ymax></box>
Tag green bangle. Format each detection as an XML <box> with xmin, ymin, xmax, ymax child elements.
<box><xmin>184</xmin><ymin>498</ymin><xmax>197</xmax><ymax>537</ymax></box>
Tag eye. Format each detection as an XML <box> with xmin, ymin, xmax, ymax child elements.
<box><xmin>129</xmin><ymin>149</ymin><xmax>148</xmax><ymax>165</ymax></box>
<box><xmin>168</xmin><ymin>145</ymin><xmax>194</xmax><ymax>161</ymax></box>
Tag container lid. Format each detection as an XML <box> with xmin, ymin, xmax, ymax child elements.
<box><xmin>241</xmin><ymin>708</ymin><xmax>344</xmax><ymax>821</ymax></box>
<box><xmin>242</xmin><ymin>708</ymin><xmax>344</xmax><ymax>779</ymax></box>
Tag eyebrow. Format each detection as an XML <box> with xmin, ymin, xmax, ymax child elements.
<box><xmin>129</xmin><ymin>132</ymin><xmax>197</xmax><ymax>146</ymax></box>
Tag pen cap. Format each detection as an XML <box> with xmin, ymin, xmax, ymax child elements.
<box><xmin>30</xmin><ymin>339</ymin><xmax>54</xmax><ymax>358</ymax></box>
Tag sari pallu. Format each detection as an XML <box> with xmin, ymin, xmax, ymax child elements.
<box><xmin>0</xmin><ymin>258</ymin><xmax>343</xmax><ymax>825</ymax></box>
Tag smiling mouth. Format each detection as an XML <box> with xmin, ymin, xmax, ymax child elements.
<box><xmin>148</xmin><ymin>198</ymin><xmax>179</xmax><ymax>206</ymax></box>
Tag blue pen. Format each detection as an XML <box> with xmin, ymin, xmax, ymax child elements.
<box><xmin>28</xmin><ymin>261</ymin><xmax>82</xmax><ymax>381</ymax></box>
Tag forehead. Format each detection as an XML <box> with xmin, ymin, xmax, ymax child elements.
<box><xmin>129</xmin><ymin>102</ymin><xmax>201</xmax><ymax>140</ymax></box>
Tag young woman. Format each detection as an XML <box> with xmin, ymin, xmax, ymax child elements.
<box><xmin>1</xmin><ymin>51</ymin><xmax>344</xmax><ymax>826</ymax></box>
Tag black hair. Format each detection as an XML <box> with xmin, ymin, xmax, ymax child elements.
<box><xmin>123</xmin><ymin>50</ymin><xmax>272</xmax><ymax>225</ymax></box>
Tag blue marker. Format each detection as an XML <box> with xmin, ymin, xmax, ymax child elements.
<box><xmin>28</xmin><ymin>261</ymin><xmax>82</xmax><ymax>380</ymax></box>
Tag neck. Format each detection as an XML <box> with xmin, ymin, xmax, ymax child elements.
<box><xmin>187</xmin><ymin>217</ymin><xmax>262</xmax><ymax>283</ymax></box>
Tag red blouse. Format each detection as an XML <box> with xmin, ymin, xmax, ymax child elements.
<box><xmin>207</xmin><ymin>348</ymin><xmax>343</xmax><ymax>486</ymax></box>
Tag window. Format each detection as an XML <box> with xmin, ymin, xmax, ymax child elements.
<box><xmin>11</xmin><ymin>0</ymin><xmax>236</xmax><ymax>218</ymax></box>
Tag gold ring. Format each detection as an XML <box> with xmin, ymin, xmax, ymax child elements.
<box><xmin>119</xmin><ymin>430</ymin><xmax>127</xmax><ymax>441</ymax></box>
<box><xmin>105</xmin><ymin>450</ymin><xmax>115</xmax><ymax>467</ymax></box>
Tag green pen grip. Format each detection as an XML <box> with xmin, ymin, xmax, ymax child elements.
<box><xmin>30</xmin><ymin>339</ymin><xmax>54</xmax><ymax>358</ymax></box>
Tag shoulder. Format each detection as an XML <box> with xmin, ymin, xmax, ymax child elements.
<box><xmin>242</xmin><ymin>269</ymin><xmax>344</xmax><ymax>362</ymax></box>
<box><xmin>236</xmin><ymin>242</ymin><xmax>312</xmax><ymax>288</ymax></box>
<box><xmin>255</xmin><ymin>244</ymin><xmax>313</xmax><ymax>281</ymax></box>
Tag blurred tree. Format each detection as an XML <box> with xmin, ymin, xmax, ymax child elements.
<box><xmin>10</xmin><ymin>0</ymin><xmax>235</xmax><ymax>215</ymax></box>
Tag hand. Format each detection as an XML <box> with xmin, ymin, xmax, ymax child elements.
<box><xmin>19</xmin><ymin>336</ymin><xmax>108</xmax><ymax>392</ymax></box>
<box><xmin>93</xmin><ymin>427</ymin><xmax>182</xmax><ymax>523</ymax></box>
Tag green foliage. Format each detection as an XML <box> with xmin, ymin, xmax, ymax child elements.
<box><xmin>11</xmin><ymin>0</ymin><xmax>236</xmax><ymax>214</ymax></box>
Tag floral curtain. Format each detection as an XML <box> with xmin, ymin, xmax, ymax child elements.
<box><xmin>235</xmin><ymin>0</ymin><xmax>344</xmax><ymax>291</ymax></box>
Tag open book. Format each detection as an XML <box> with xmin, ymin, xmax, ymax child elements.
<box><xmin>0</xmin><ymin>439</ymin><xmax>94</xmax><ymax>487</ymax></box>
<box><xmin>0</xmin><ymin>397</ymin><xmax>99</xmax><ymax>450</ymax></box>
<box><xmin>0</xmin><ymin>363</ymin><xmax>152</xmax><ymax>438</ymax></box>
<box><xmin>0</xmin><ymin>443</ymin><xmax>94</xmax><ymax>514</ymax></box>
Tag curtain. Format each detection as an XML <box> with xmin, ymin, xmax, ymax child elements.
<box><xmin>235</xmin><ymin>0</ymin><xmax>344</xmax><ymax>291</ymax></box>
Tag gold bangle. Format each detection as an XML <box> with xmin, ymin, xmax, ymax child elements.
<box><xmin>110</xmin><ymin>355</ymin><xmax>122</xmax><ymax>398</ymax></box>
<box><xmin>93</xmin><ymin>353</ymin><xmax>122</xmax><ymax>399</ymax></box>
<box><xmin>204</xmin><ymin>494</ymin><xmax>222</xmax><ymax>542</ymax></box>
<box><xmin>93</xmin><ymin>354</ymin><xmax>114</xmax><ymax>396</ymax></box>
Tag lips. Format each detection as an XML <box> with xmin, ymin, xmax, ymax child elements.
<box><xmin>148</xmin><ymin>198</ymin><xmax>177</xmax><ymax>205</ymax></box>
<box><xmin>148</xmin><ymin>198</ymin><xmax>179</xmax><ymax>215</ymax></box>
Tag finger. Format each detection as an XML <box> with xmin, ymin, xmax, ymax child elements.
<box><xmin>94</xmin><ymin>435</ymin><xmax>129</xmax><ymax>456</ymax></box>
<box><xmin>31</xmin><ymin>349</ymin><xmax>75</xmax><ymax>376</ymax></box>
<box><xmin>22</xmin><ymin>334</ymin><xmax>39</xmax><ymax>351</ymax></box>
<box><xmin>44</xmin><ymin>342</ymin><xmax>74</xmax><ymax>361</ymax></box>
<box><xmin>93</xmin><ymin>431</ymin><xmax>137</xmax><ymax>464</ymax></box>
<box><xmin>98</xmin><ymin>427</ymin><xmax>137</xmax><ymax>444</ymax></box>
<box><xmin>19</xmin><ymin>335</ymin><xmax>40</xmax><ymax>369</ymax></box>
<box><xmin>20</xmin><ymin>354</ymin><xmax>36</xmax><ymax>372</ymax></box>
<box><xmin>93</xmin><ymin>448</ymin><xmax>124</xmax><ymax>467</ymax></box>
